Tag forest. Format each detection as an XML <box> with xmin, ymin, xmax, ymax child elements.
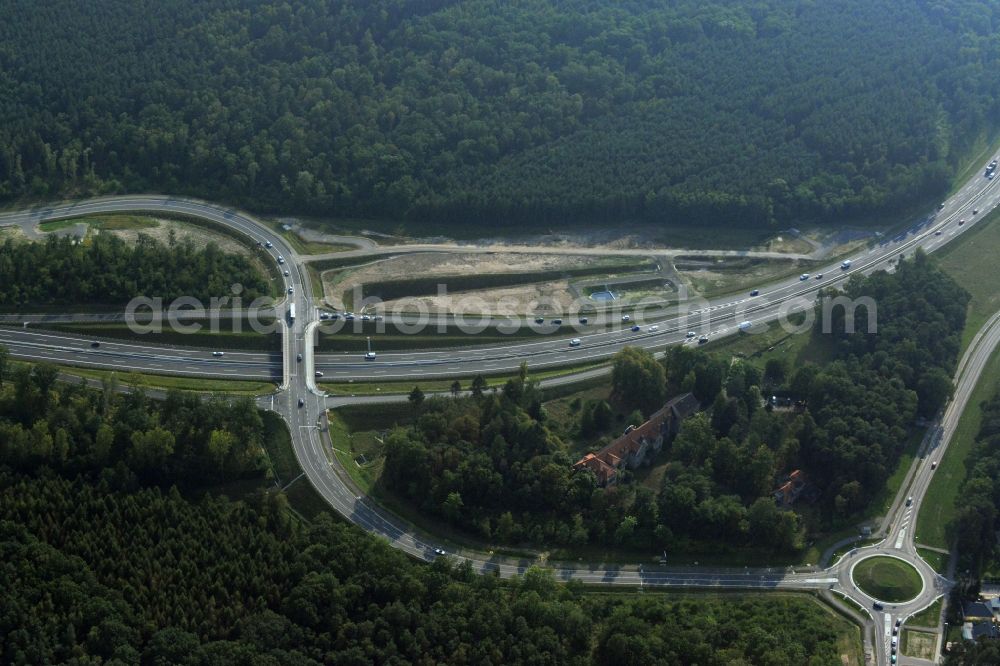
<box><xmin>951</xmin><ymin>383</ymin><xmax>1000</xmax><ymax>577</ymax></box>
<box><xmin>1</xmin><ymin>1</ymin><xmax>999</xmax><ymax>229</ymax></box>
<box><xmin>382</xmin><ymin>252</ymin><xmax>967</xmax><ymax>552</ymax></box>
<box><xmin>0</xmin><ymin>354</ymin><xmax>856</xmax><ymax>664</ymax></box>
<box><xmin>0</xmin><ymin>233</ymin><xmax>269</xmax><ymax>307</ymax></box>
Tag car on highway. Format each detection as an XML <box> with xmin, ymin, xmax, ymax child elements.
<box><xmin>265</xmin><ymin>241</ymin><xmax>272</xmax><ymax>248</ymax></box>
<box><xmin>212</xmin><ymin>351</ymin><xmax>225</xmax><ymax>357</ymax></box>
<box><xmin>553</xmin><ymin>318</ymin><xmax>562</xmax><ymax>325</ymax></box>
<box><xmin>814</xmin><ymin>273</ymin><xmax>823</xmax><ymax>280</ymax></box>
<box><xmin>296</xmin><ymin>353</ymin><xmax>302</xmax><ymax>362</ymax></box>
<box><xmin>287</xmin><ymin>287</ymin><xmax>293</xmax><ymax>294</ymax></box>
<box><xmin>315</xmin><ymin>371</ymin><xmax>324</xmax><ymax>378</ymax></box>
<box><xmin>433</xmin><ymin>547</ymin><xmax>446</xmax><ymax>556</ymax></box>
<box><xmin>621</xmin><ymin>315</ymin><xmax>630</xmax><ymax>322</ymax></box>
<box><xmin>579</xmin><ymin>317</ymin><xmax>589</xmax><ymax>324</ymax></box>
<box><xmin>873</xmin><ymin>602</ymin><xmax>884</xmax><ymax>611</ymax></box>
<box><xmin>974</xmin><ymin>208</ymin><xmax>979</xmax><ymax>215</ymax></box>
<box><xmin>319</xmin><ymin>313</ymin><xmax>329</xmax><ymax>320</ymax></box>
<box><xmin>361</xmin><ymin>314</ymin><xmax>371</xmax><ymax>321</ymax></box>
<box><xmin>364</xmin><ymin>351</ymin><xmax>376</xmax><ymax>361</ymax></box>
<box><xmin>648</xmin><ymin>325</ymin><xmax>659</xmax><ymax>332</ymax></box>
<box><xmin>631</xmin><ymin>325</ymin><xmax>641</xmax><ymax>332</ymax></box>
<box><xmin>750</xmin><ymin>289</ymin><xmax>760</xmax><ymax>296</ymax></box>
<box><xmin>935</xmin><ymin>230</ymin><xmax>942</xmax><ymax>235</ymax></box>
<box><xmin>344</xmin><ymin>313</ymin><xmax>355</xmax><ymax>321</ymax></box>
<box><xmin>686</xmin><ymin>331</ymin><xmax>696</xmax><ymax>338</ymax></box>
<box><xmin>284</xmin><ymin>270</ymin><xmax>290</xmax><ymax>276</ymax></box>
<box><xmin>535</xmin><ymin>317</ymin><xmax>544</xmax><ymax>324</ymax></box>
<box><xmin>959</xmin><ymin>219</ymin><xmax>966</xmax><ymax>225</ymax></box>
<box><xmin>799</xmin><ymin>273</ymin><xmax>810</xmax><ymax>281</ymax></box>
<box><xmin>698</xmin><ymin>336</ymin><xmax>709</xmax><ymax>344</ymax></box>
<box><xmin>569</xmin><ymin>338</ymin><xmax>581</xmax><ymax>347</ymax></box>
<box><xmin>298</xmin><ymin>398</ymin><xmax>304</xmax><ymax>408</ymax></box>
<box><xmin>905</xmin><ymin>496</ymin><xmax>912</xmax><ymax>506</ymax></box>
<box><xmin>277</xmin><ymin>255</ymin><xmax>284</xmax><ymax>264</ymax></box>
<box><xmin>931</xmin><ymin>460</ymin><xmax>937</xmax><ymax>469</ymax></box>
<box><xmin>90</xmin><ymin>341</ymin><xmax>100</xmax><ymax>348</ymax></box>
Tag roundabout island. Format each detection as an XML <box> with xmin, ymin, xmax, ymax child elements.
<box><xmin>851</xmin><ymin>555</ymin><xmax>924</xmax><ymax>604</ymax></box>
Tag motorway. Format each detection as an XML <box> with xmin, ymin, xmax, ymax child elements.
<box><xmin>4</xmin><ymin>161</ymin><xmax>1000</xmax><ymax>664</ymax></box>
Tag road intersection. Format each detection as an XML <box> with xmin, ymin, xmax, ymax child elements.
<box><xmin>4</xmin><ymin>164</ymin><xmax>1000</xmax><ymax>663</ymax></box>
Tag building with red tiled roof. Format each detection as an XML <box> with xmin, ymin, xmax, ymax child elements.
<box><xmin>773</xmin><ymin>469</ymin><xmax>807</xmax><ymax>506</ymax></box>
<box><xmin>573</xmin><ymin>393</ymin><xmax>699</xmax><ymax>486</ymax></box>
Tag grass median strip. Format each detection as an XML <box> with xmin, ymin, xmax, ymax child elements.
<box><xmin>322</xmin><ymin>361</ymin><xmax>607</xmax><ymax>396</ymax></box>
<box><xmin>44</xmin><ymin>364</ymin><xmax>276</xmax><ymax>395</ymax></box>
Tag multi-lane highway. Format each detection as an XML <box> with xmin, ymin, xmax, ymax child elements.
<box><xmin>3</xmin><ymin>159</ymin><xmax>1000</xmax><ymax>664</ymax></box>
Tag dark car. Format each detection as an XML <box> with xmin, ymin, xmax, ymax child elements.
<box><xmin>552</xmin><ymin>319</ymin><xmax>562</xmax><ymax>325</ymax></box>
<box><xmin>631</xmin><ymin>325</ymin><xmax>640</xmax><ymax>332</ymax></box>
<box><xmin>579</xmin><ymin>317</ymin><xmax>589</xmax><ymax>324</ymax></box>
<box><xmin>298</xmin><ymin>398</ymin><xmax>304</xmax><ymax>408</ymax></box>
<box><xmin>873</xmin><ymin>602</ymin><xmax>884</xmax><ymax>611</ymax></box>
<box><xmin>535</xmin><ymin>317</ymin><xmax>544</xmax><ymax>324</ymax></box>
<box><xmin>296</xmin><ymin>353</ymin><xmax>302</xmax><ymax>362</ymax></box>
<box><xmin>698</xmin><ymin>336</ymin><xmax>709</xmax><ymax>344</ymax></box>
<box><xmin>90</xmin><ymin>341</ymin><xmax>100</xmax><ymax>348</ymax></box>
<box><xmin>750</xmin><ymin>289</ymin><xmax>760</xmax><ymax>296</ymax></box>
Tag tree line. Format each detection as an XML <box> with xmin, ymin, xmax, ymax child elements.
<box><xmin>0</xmin><ymin>353</ymin><xmax>854</xmax><ymax>664</ymax></box>
<box><xmin>1</xmin><ymin>1</ymin><xmax>998</xmax><ymax>229</ymax></box>
<box><xmin>0</xmin><ymin>233</ymin><xmax>268</xmax><ymax>307</ymax></box>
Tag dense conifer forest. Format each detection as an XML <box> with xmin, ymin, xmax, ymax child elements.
<box><xmin>1</xmin><ymin>1</ymin><xmax>998</xmax><ymax>228</ymax></box>
<box><xmin>0</xmin><ymin>360</ymin><xmax>857</xmax><ymax>664</ymax></box>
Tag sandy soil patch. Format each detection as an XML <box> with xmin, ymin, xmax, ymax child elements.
<box><xmin>0</xmin><ymin>226</ymin><xmax>28</xmax><ymax>242</ymax></box>
<box><xmin>379</xmin><ymin>280</ymin><xmax>578</xmax><ymax>317</ymax></box>
<box><xmin>104</xmin><ymin>218</ymin><xmax>253</xmax><ymax>257</ymax></box>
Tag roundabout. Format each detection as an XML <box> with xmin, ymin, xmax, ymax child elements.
<box><xmin>850</xmin><ymin>555</ymin><xmax>924</xmax><ymax>604</ymax></box>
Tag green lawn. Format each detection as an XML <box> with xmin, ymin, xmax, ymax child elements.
<box><xmin>915</xmin><ymin>345</ymin><xmax>1000</xmax><ymax>549</ymax></box>
<box><xmin>936</xmin><ymin>204</ymin><xmax>1000</xmax><ymax>353</ymax></box>
<box><xmin>851</xmin><ymin>556</ymin><xmax>923</xmax><ymax>603</ymax></box>
<box><xmin>916</xmin><ymin>548</ymin><xmax>949</xmax><ymax>575</ymax></box>
<box><xmin>907</xmin><ymin>597</ymin><xmax>943</xmax><ymax>629</ymax></box>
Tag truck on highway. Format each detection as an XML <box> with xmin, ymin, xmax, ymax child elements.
<box><xmin>289</xmin><ymin>303</ymin><xmax>296</xmax><ymax>322</ymax></box>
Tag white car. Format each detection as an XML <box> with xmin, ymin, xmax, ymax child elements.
<box><xmin>648</xmin><ymin>325</ymin><xmax>659</xmax><ymax>332</ymax></box>
<box><xmin>212</xmin><ymin>351</ymin><xmax>225</xmax><ymax>357</ymax></box>
<box><xmin>265</xmin><ymin>241</ymin><xmax>272</xmax><ymax>248</ymax></box>
<box><xmin>799</xmin><ymin>273</ymin><xmax>810</xmax><ymax>281</ymax></box>
<box><xmin>569</xmin><ymin>338</ymin><xmax>581</xmax><ymax>347</ymax></box>
<box><xmin>621</xmin><ymin>315</ymin><xmax>631</xmax><ymax>322</ymax></box>
<box><xmin>277</xmin><ymin>255</ymin><xmax>285</xmax><ymax>264</ymax></box>
<box><xmin>283</xmin><ymin>270</ymin><xmax>290</xmax><ymax>276</ymax></box>
<box><xmin>686</xmin><ymin>331</ymin><xmax>696</xmax><ymax>338</ymax></box>
<box><xmin>365</xmin><ymin>351</ymin><xmax>376</xmax><ymax>361</ymax></box>
<box><xmin>315</xmin><ymin>371</ymin><xmax>324</xmax><ymax>378</ymax></box>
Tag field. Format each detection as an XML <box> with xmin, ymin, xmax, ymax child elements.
<box><xmin>907</xmin><ymin>597</ymin><xmax>943</xmax><ymax>629</ymax></box>
<box><xmin>901</xmin><ymin>629</ymin><xmax>937</xmax><ymax>661</ymax></box>
<box><xmin>851</xmin><ymin>556</ymin><xmax>923</xmax><ymax>603</ymax></box>
<box><xmin>915</xmin><ymin>344</ymin><xmax>1000</xmax><ymax>548</ymax></box>
<box><xmin>936</xmin><ymin>204</ymin><xmax>1000</xmax><ymax>352</ymax></box>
